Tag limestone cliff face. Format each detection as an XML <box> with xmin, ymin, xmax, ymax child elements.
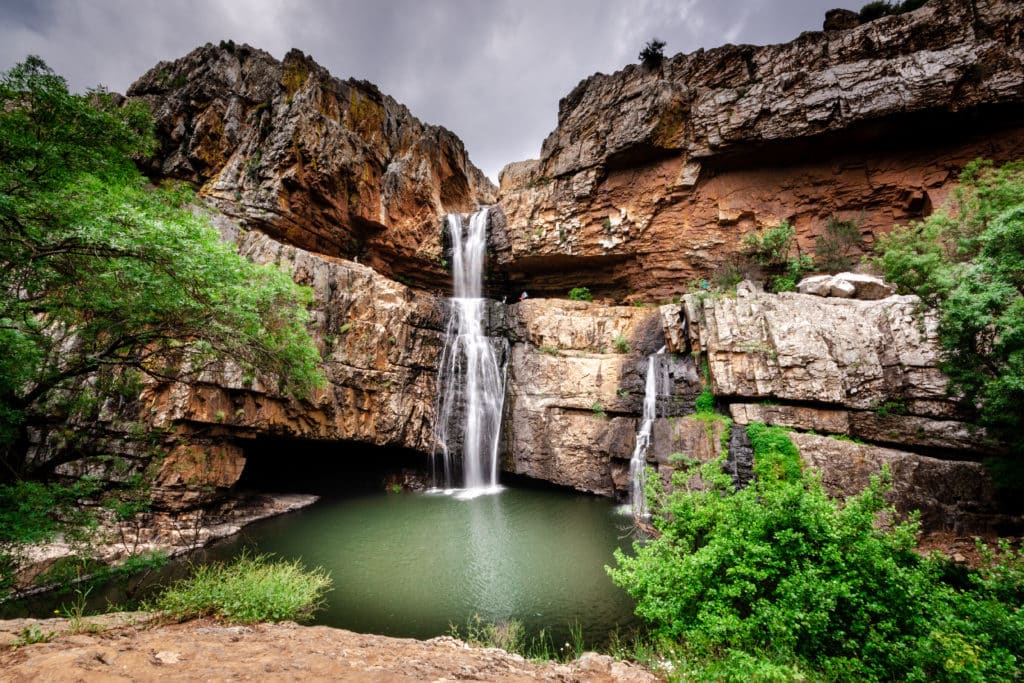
<box><xmin>496</xmin><ymin>0</ymin><xmax>1024</xmax><ymax>300</ymax></box>
<box><xmin>128</xmin><ymin>43</ymin><xmax>496</xmax><ymax>290</ymax></box>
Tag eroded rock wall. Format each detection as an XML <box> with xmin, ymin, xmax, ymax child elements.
<box><xmin>496</xmin><ymin>0</ymin><xmax>1024</xmax><ymax>300</ymax></box>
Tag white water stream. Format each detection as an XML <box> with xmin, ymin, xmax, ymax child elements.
<box><xmin>431</xmin><ymin>208</ymin><xmax>507</xmax><ymax>497</ymax></box>
<box><xmin>628</xmin><ymin>347</ymin><xmax>667</xmax><ymax>518</ymax></box>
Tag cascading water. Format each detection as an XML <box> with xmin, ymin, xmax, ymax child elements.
<box><xmin>628</xmin><ymin>347</ymin><xmax>667</xmax><ymax>518</ymax></box>
<box><xmin>431</xmin><ymin>208</ymin><xmax>507</xmax><ymax>496</ymax></box>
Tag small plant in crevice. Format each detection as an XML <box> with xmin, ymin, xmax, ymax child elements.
<box><xmin>613</xmin><ymin>334</ymin><xmax>631</xmax><ymax>354</ymax></box>
<box><xmin>694</xmin><ymin>388</ymin><xmax>715</xmax><ymax>415</ymax></box>
<box><xmin>13</xmin><ymin>625</ymin><xmax>53</xmax><ymax>647</ymax></box>
<box><xmin>591</xmin><ymin>401</ymin><xmax>608</xmax><ymax>419</ymax></box>
<box><xmin>568</xmin><ymin>286</ymin><xmax>593</xmax><ymax>302</ymax></box>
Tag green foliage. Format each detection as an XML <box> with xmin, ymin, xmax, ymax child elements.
<box><xmin>744</xmin><ymin>221</ymin><xmax>796</xmax><ymax>267</ymax></box>
<box><xmin>613</xmin><ymin>334</ymin><xmax>631</xmax><ymax>354</ymax></box>
<box><xmin>0</xmin><ymin>57</ymin><xmax>324</xmax><ymax>474</ymax></box>
<box><xmin>694</xmin><ymin>388</ymin><xmax>715</xmax><ymax>415</ymax></box>
<box><xmin>743</xmin><ymin>221</ymin><xmax>814</xmax><ymax>292</ymax></box>
<box><xmin>639</xmin><ymin>39</ymin><xmax>666</xmax><ymax>69</ymax></box>
<box><xmin>608</xmin><ymin>423</ymin><xmax>1024</xmax><ymax>680</ymax></box>
<box><xmin>873</xmin><ymin>159</ymin><xmax>1024</xmax><ymax>450</ymax></box>
<box><xmin>568</xmin><ymin>286</ymin><xmax>593</xmax><ymax>302</ymax></box>
<box><xmin>859</xmin><ymin>0</ymin><xmax>928</xmax><ymax>22</ymax></box>
<box><xmin>13</xmin><ymin>625</ymin><xmax>54</xmax><ymax>646</ymax></box>
<box><xmin>815</xmin><ymin>215</ymin><xmax>864</xmax><ymax>272</ymax></box>
<box><xmin>152</xmin><ymin>552</ymin><xmax>332</xmax><ymax>624</ymax></box>
<box><xmin>591</xmin><ymin>401</ymin><xmax>607</xmax><ymax>419</ymax></box>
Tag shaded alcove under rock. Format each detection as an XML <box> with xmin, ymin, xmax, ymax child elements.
<box><xmin>233</xmin><ymin>437</ymin><xmax>432</xmax><ymax>497</ymax></box>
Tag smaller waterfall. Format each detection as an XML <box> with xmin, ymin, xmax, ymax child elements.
<box><xmin>431</xmin><ymin>208</ymin><xmax>507</xmax><ymax>497</ymax></box>
<box><xmin>629</xmin><ymin>347</ymin><xmax>667</xmax><ymax>519</ymax></box>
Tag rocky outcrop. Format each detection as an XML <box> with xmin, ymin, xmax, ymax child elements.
<box><xmin>791</xmin><ymin>433</ymin><xmax>1016</xmax><ymax>533</ymax></box>
<box><xmin>496</xmin><ymin>0</ymin><xmax>1024</xmax><ymax>300</ymax></box>
<box><xmin>128</xmin><ymin>43</ymin><xmax>495</xmax><ymax>290</ymax></box>
<box><xmin>0</xmin><ymin>618</ymin><xmax>659</xmax><ymax>682</ymax></box>
<box><xmin>681</xmin><ymin>288</ymin><xmax>997</xmax><ymax>453</ymax></box>
<box><xmin>504</xmin><ymin>299</ymin><xmax>700</xmax><ymax>497</ymax></box>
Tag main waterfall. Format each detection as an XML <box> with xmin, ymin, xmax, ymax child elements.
<box><xmin>431</xmin><ymin>208</ymin><xmax>507</xmax><ymax>495</ymax></box>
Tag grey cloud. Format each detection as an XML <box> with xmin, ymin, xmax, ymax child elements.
<box><xmin>0</xmin><ymin>0</ymin><xmax>861</xmax><ymax>180</ymax></box>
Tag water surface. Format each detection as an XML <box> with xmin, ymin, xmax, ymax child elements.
<box><xmin>207</xmin><ymin>486</ymin><xmax>638</xmax><ymax>643</ymax></box>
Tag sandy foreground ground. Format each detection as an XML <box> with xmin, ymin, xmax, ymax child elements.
<box><xmin>0</xmin><ymin>614</ymin><xmax>660</xmax><ymax>682</ymax></box>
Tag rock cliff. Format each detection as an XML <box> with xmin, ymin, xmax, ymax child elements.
<box><xmin>128</xmin><ymin>43</ymin><xmax>495</xmax><ymax>290</ymax></box>
<box><xmin>32</xmin><ymin>1</ymin><xmax>1023</xmax><ymax>539</ymax></box>
<box><xmin>495</xmin><ymin>0</ymin><xmax>1024</xmax><ymax>300</ymax></box>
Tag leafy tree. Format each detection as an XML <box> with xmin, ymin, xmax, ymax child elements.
<box><xmin>609</xmin><ymin>423</ymin><xmax>1023</xmax><ymax>680</ymax></box>
<box><xmin>0</xmin><ymin>57</ymin><xmax>324</xmax><ymax>476</ymax></box>
<box><xmin>639</xmin><ymin>39</ymin><xmax>667</xmax><ymax>69</ymax></box>
<box><xmin>873</xmin><ymin>159</ymin><xmax>1024</xmax><ymax>451</ymax></box>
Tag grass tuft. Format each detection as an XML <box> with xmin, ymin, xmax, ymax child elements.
<box><xmin>151</xmin><ymin>551</ymin><xmax>332</xmax><ymax>624</ymax></box>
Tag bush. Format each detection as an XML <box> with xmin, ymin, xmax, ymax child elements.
<box><xmin>743</xmin><ymin>221</ymin><xmax>814</xmax><ymax>292</ymax></box>
<box><xmin>568</xmin><ymin>286</ymin><xmax>593</xmax><ymax>302</ymax></box>
<box><xmin>608</xmin><ymin>423</ymin><xmax>1024</xmax><ymax>680</ymax></box>
<box><xmin>694</xmin><ymin>388</ymin><xmax>715</xmax><ymax>414</ymax></box>
<box><xmin>872</xmin><ymin>159</ymin><xmax>1024</xmax><ymax>451</ymax></box>
<box><xmin>152</xmin><ymin>552</ymin><xmax>332</xmax><ymax>623</ymax></box>
<box><xmin>613</xmin><ymin>334</ymin><xmax>631</xmax><ymax>354</ymax></box>
<box><xmin>639</xmin><ymin>39</ymin><xmax>666</xmax><ymax>69</ymax></box>
<box><xmin>815</xmin><ymin>215</ymin><xmax>864</xmax><ymax>272</ymax></box>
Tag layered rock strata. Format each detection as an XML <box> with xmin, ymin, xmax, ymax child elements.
<box><xmin>504</xmin><ymin>299</ymin><xmax>700</xmax><ymax>497</ymax></box>
<box><xmin>495</xmin><ymin>0</ymin><xmax>1024</xmax><ymax>300</ymax></box>
<box><xmin>128</xmin><ymin>43</ymin><xmax>495</xmax><ymax>290</ymax></box>
<box><xmin>666</xmin><ymin>287</ymin><xmax>1018</xmax><ymax>532</ymax></box>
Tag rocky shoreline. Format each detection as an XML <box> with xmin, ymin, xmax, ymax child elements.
<box><xmin>0</xmin><ymin>615</ymin><xmax>660</xmax><ymax>682</ymax></box>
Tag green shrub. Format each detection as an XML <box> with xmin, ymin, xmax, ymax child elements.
<box><xmin>872</xmin><ymin>159</ymin><xmax>1024</xmax><ymax>451</ymax></box>
<box><xmin>743</xmin><ymin>222</ymin><xmax>814</xmax><ymax>292</ymax></box>
<box><xmin>815</xmin><ymin>215</ymin><xmax>864</xmax><ymax>272</ymax></box>
<box><xmin>694</xmin><ymin>388</ymin><xmax>715</xmax><ymax>414</ymax></box>
<box><xmin>613</xmin><ymin>334</ymin><xmax>631</xmax><ymax>354</ymax></box>
<box><xmin>608</xmin><ymin>422</ymin><xmax>1024</xmax><ymax>680</ymax></box>
<box><xmin>568</xmin><ymin>286</ymin><xmax>593</xmax><ymax>302</ymax></box>
<box><xmin>152</xmin><ymin>552</ymin><xmax>332</xmax><ymax>624</ymax></box>
<box><xmin>591</xmin><ymin>401</ymin><xmax>607</xmax><ymax>419</ymax></box>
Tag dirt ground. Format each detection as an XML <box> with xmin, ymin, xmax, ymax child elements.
<box><xmin>0</xmin><ymin>615</ymin><xmax>661</xmax><ymax>682</ymax></box>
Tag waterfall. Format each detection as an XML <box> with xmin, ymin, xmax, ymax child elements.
<box><xmin>431</xmin><ymin>208</ymin><xmax>507</xmax><ymax>496</ymax></box>
<box><xmin>629</xmin><ymin>347</ymin><xmax>666</xmax><ymax>518</ymax></box>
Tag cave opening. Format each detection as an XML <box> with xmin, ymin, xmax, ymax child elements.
<box><xmin>233</xmin><ymin>436</ymin><xmax>431</xmax><ymax>497</ymax></box>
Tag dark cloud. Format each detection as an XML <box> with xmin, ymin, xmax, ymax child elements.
<box><xmin>0</xmin><ymin>0</ymin><xmax>861</xmax><ymax>180</ymax></box>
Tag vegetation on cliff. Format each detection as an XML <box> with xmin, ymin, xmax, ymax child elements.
<box><xmin>874</xmin><ymin>159</ymin><xmax>1024</xmax><ymax>452</ymax></box>
<box><xmin>609</xmin><ymin>424</ymin><xmax>1023</xmax><ymax>681</ymax></box>
<box><xmin>0</xmin><ymin>57</ymin><xmax>324</xmax><ymax>478</ymax></box>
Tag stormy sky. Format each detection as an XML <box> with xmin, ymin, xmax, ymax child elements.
<box><xmin>0</xmin><ymin>0</ymin><xmax>860</xmax><ymax>181</ymax></box>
